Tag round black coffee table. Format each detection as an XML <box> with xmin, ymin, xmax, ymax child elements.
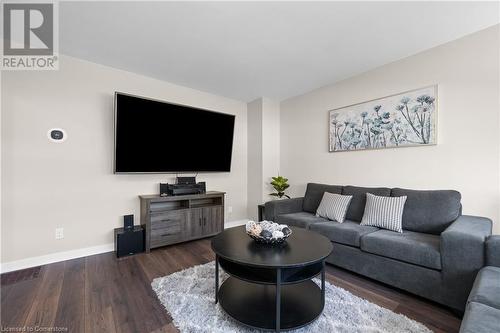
<box><xmin>211</xmin><ymin>226</ymin><xmax>333</xmax><ymax>332</ymax></box>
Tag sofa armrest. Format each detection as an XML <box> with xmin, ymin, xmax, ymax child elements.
<box><xmin>441</xmin><ymin>215</ymin><xmax>492</xmax><ymax>272</ymax></box>
<box><xmin>440</xmin><ymin>215</ymin><xmax>492</xmax><ymax>309</ymax></box>
<box><xmin>486</xmin><ymin>235</ymin><xmax>500</xmax><ymax>267</ymax></box>
<box><xmin>264</xmin><ymin>197</ymin><xmax>304</xmax><ymax>221</ymax></box>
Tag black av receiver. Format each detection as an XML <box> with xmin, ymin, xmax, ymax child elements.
<box><xmin>160</xmin><ymin>181</ymin><xmax>206</xmax><ymax>196</ymax></box>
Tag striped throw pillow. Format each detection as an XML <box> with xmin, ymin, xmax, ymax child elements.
<box><xmin>360</xmin><ymin>193</ymin><xmax>407</xmax><ymax>233</ymax></box>
<box><xmin>316</xmin><ymin>192</ymin><xmax>353</xmax><ymax>223</ymax></box>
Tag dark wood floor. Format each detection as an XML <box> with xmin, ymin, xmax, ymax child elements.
<box><xmin>1</xmin><ymin>238</ymin><xmax>461</xmax><ymax>333</ymax></box>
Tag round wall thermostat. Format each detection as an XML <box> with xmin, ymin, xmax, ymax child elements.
<box><xmin>47</xmin><ymin>128</ymin><xmax>67</xmax><ymax>142</ymax></box>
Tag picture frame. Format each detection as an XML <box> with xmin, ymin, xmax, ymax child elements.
<box><xmin>329</xmin><ymin>85</ymin><xmax>438</xmax><ymax>152</ymax></box>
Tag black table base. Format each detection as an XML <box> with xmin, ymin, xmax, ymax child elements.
<box><xmin>211</xmin><ymin>227</ymin><xmax>332</xmax><ymax>333</ymax></box>
<box><xmin>215</xmin><ymin>255</ymin><xmax>326</xmax><ymax>332</ymax></box>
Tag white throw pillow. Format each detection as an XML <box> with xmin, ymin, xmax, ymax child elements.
<box><xmin>360</xmin><ymin>193</ymin><xmax>407</xmax><ymax>233</ymax></box>
<box><xmin>316</xmin><ymin>192</ymin><xmax>353</xmax><ymax>223</ymax></box>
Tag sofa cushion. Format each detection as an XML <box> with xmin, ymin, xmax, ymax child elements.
<box><xmin>467</xmin><ymin>266</ymin><xmax>500</xmax><ymax>310</ymax></box>
<box><xmin>309</xmin><ymin>220</ymin><xmax>379</xmax><ymax>247</ymax></box>
<box><xmin>360</xmin><ymin>230</ymin><xmax>441</xmax><ymax>270</ymax></box>
<box><xmin>460</xmin><ymin>302</ymin><xmax>500</xmax><ymax>333</ymax></box>
<box><xmin>275</xmin><ymin>212</ymin><xmax>328</xmax><ymax>229</ymax></box>
<box><xmin>303</xmin><ymin>183</ymin><xmax>342</xmax><ymax>213</ymax></box>
<box><xmin>391</xmin><ymin>188</ymin><xmax>461</xmax><ymax>234</ymax></box>
<box><xmin>342</xmin><ymin>186</ymin><xmax>391</xmax><ymax>222</ymax></box>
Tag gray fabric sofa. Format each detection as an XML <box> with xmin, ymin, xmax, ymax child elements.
<box><xmin>264</xmin><ymin>183</ymin><xmax>492</xmax><ymax>312</ymax></box>
<box><xmin>460</xmin><ymin>236</ymin><xmax>500</xmax><ymax>332</ymax></box>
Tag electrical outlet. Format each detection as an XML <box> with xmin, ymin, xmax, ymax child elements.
<box><xmin>55</xmin><ymin>227</ymin><xmax>64</xmax><ymax>240</ymax></box>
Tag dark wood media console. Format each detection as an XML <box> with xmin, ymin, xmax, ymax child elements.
<box><xmin>140</xmin><ymin>191</ymin><xmax>225</xmax><ymax>252</ymax></box>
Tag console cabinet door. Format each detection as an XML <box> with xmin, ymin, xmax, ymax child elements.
<box><xmin>202</xmin><ymin>206</ymin><xmax>223</xmax><ymax>235</ymax></box>
<box><xmin>186</xmin><ymin>208</ymin><xmax>204</xmax><ymax>239</ymax></box>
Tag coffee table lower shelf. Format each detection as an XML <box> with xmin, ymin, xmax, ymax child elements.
<box><xmin>218</xmin><ymin>277</ymin><xmax>324</xmax><ymax>331</ymax></box>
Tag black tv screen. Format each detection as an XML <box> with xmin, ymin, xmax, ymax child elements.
<box><xmin>114</xmin><ymin>93</ymin><xmax>235</xmax><ymax>173</ymax></box>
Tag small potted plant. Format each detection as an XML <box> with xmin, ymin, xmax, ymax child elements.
<box><xmin>269</xmin><ymin>175</ymin><xmax>291</xmax><ymax>199</ymax></box>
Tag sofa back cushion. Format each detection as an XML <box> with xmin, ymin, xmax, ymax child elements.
<box><xmin>391</xmin><ymin>188</ymin><xmax>461</xmax><ymax>234</ymax></box>
<box><xmin>303</xmin><ymin>183</ymin><xmax>342</xmax><ymax>213</ymax></box>
<box><xmin>342</xmin><ymin>186</ymin><xmax>391</xmax><ymax>222</ymax></box>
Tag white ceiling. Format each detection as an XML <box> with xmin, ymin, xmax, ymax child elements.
<box><xmin>60</xmin><ymin>1</ymin><xmax>499</xmax><ymax>102</ymax></box>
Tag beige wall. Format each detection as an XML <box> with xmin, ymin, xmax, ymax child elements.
<box><xmin>247</xmin><ymin>98</ymin><xmax>263</xmax><ymax>220</ymax></box>
<box><xmin>247</xmin><ymin>97</ymin><xmax>281</xmax><ymax>220</ymax></box>
<box><xmin>261</xmin><ymin>98</ymin><xmax>281</xmax><ymax>202</ymax></box>
<box><xmin>280</xmin><ymin>26</ymin><xmax>500</xmax><ymax>234</ymax></box>
<box><xmin>1</xmin><ymin>55</ymin><xmax>248</xmax><ymax>263</ymax></box>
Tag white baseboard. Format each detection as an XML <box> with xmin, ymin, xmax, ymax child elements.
<box><xmin>224</xmin><ymin>219</ymin><xmax>249</xmax><ymax>228</ymax></box>
<box><xmin>0</xmin><ymin>243</ymin><xmax>114</xmax><ymax>274</ymax></box>
<box><xmin>1</xmin><ymin>219</ymin><xmax>251</xmax><ymax>274</ymax></box>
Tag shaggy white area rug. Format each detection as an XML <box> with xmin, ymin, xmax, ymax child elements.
<box><xmin>151</xmin><ymin>262</ymin><xmax>432</xmax><ymax>333</ymax></box>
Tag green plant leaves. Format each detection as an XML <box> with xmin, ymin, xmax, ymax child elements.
<box><xmin>270</xmin><ymin>175</ymin><xmax>290</xmax><ymax>199</ymax></box>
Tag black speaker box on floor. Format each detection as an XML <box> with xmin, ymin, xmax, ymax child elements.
<box><xmin>114</xmin><ymin>226</ymin><xmax>145</xmax><ymax>258</ymax></box>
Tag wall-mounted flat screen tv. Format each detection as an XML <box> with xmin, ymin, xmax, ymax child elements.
<box><xmin>114</xmin><ymin>93</ymin><xmax>235</xmax><ymax>173</ymax></box>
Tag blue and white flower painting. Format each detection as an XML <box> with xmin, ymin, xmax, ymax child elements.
<box><xmin>329</xmin><ymin>86</ymin><xmax>437</xmax><ymax>152</ymax></box>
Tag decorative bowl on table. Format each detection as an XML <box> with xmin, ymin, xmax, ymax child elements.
<box><xmin>245</xmin><ymin>220</ymin><xmax>292</xmax><ymax>245</ymax></box>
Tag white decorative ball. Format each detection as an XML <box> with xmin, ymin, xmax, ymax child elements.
<box><xmin>272</xmin><ymin>230</ymin><xmax>284</xmax><ymax>239</ymax></box>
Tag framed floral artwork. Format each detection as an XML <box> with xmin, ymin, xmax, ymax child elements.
<box><xmin>329</xmin><ymin>85</ymin><xmax>437</xmax><ymax>152</ymax></box>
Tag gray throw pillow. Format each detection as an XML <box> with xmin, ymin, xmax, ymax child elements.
<box><xmin>360</xmin><ymin>193</ymin><xmax>407</xmax><ymax>233</ymax></box>
<box><xmin>316</xmin><ymin>192</ymin><xmax>353</xmax><ymax>223</ymax></box>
